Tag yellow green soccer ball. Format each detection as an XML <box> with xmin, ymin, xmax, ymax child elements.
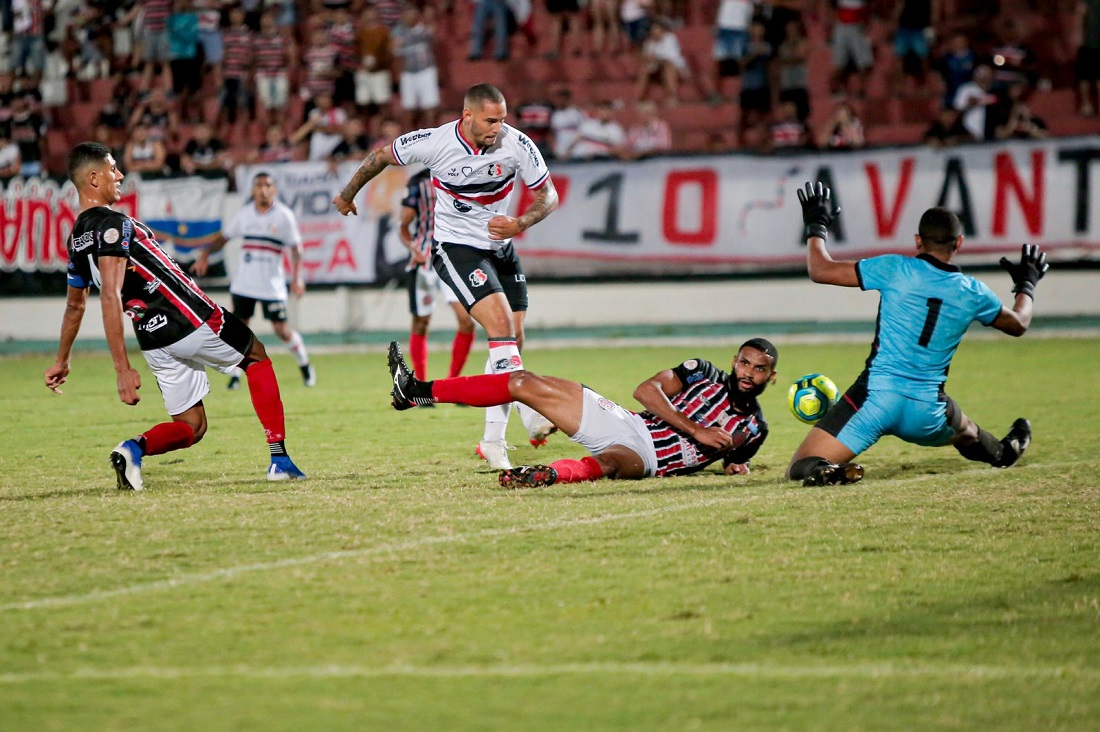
<box><xmin>787</xmin><ymin>373</ymin><xmax>839</xmax><ymax>424</ymax></box>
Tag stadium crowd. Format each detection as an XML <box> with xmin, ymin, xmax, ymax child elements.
<box><xmin>0</xmin><ymin>0</ymin><xmax>1096</xmax><ymax>181</ymax></box>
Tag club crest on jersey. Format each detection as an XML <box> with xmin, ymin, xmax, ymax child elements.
<box><xmin>469</xmin><ymin>268</ymin><xmax>488</xmax><ymax>287</ymax></box>
<box><xmin>124</xmin><ymin>299</ymin><xmax>148</xmax><ymax>321</ymax></box>
<box><xmin>453</xmin><ymin>198</ymin><xmax>472</xmax><ymax>213</ymax></box>
<box><xmin>487</xmin><ymin>163</ymin><xmax>503</xmax><ymax>177</ymax></box>
<box><xmin>598</xmin><ymin>397</ymin><xmax>615</xmax><ymax>411</ymax></box>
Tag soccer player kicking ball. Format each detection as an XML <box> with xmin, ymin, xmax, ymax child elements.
<box><xmin>44</xmin><ymin>142</ymin><xmax>306</xmax><ymax>490</ymax></box>
<box><xmin>786</xmin><ymin>182</ymin><xmax>1047</xmax><ymax>487</ymax></box>
<box><xmin>387</xmin><ymin>339</ymin><xmax>777</xmax><ymax>487</ymax></box>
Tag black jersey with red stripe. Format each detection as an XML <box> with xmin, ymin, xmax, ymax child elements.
<box><xmin>639</xmin><ymin>358</ymin><xmax>769</xmax><ymax>477</ymax></box>
<box><xmin>66</xmin><ymin>206</ymin><xmax>218</xmax><ymax>350</ymax></box>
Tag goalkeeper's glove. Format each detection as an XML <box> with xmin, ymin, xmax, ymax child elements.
<box><xmin>998</xmin><ymin>243</ymin><xmax>1049</xmax><ymax>299</ymax></box>
<box><xmin>796</xmin><ymin>181</ymin><xmax>841</xmax><ymax>241</ymax></box>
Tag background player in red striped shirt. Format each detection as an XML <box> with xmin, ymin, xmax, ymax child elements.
<box><xmin>387</xmin><ymin>338</ymin><xmax>777</xmax><ymax>488</ymax></box>
<box><xmin>44</xmin><ymin>142</ymin><xmax>306</xmax><ymax>490</ymax></box>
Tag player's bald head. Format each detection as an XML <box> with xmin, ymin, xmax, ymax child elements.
<box><xmin>68</xmin><ymin>142</ymin><xmax>112</xmax><ymax>185</ymax></box>
<box><xmin>463</xmin><ymin>83</ymin><xmax>505</xmax><ymax>112</ymax></box>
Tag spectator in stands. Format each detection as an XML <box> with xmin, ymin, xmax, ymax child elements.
<box><xmin>549</xmin><ymin>85</ymin><xmax>586</xmax><ymax>160</ymax></box>
<box><xmin>327</xmin><ymin>117</ymin><xmax>373</xmax><ymax>169</ymax></box>
<box><xmin>711</xmin><ymin>0</ymin><xmax>754</xmax><ymax>103</ymax></box>
<box><xmin>936</xmin><ymin>32</ymin><xmax>975</xmax><ymax>111</ymax></box>
<box><xmin>98</xmin><ymin>73</ymin><xmax>138</xmax><ymax>134</ymax></box>
<box><xmin>168</xmin><ymin>0</ymin><xmax>203</xmax><ymax>122</ymax></box>
<box><xmin>195</xmin><ymin>0</ymin><xmax>224</xmax><ymax>92</ymax></box>
<box><xmin>761</xmin><ymin>0</ymin><xmax>802</xmax><ymax>50</ymax></box>
<box><xmin>990</xmin><ymin>17</ymin><xmax>1039</xmax><ymax>94</ymax></box>
<box><xmin>40</xmin><ymin>40</ymin><xmax>70</xmax><ymax>108</ymax></box>
<box><xmin>127</xmin><ymin>0</ymin><xmax>174</xmax><ymax>90</ymax></box>
<box><xmin>827</xmin><ymin>0</ymin><xmax>874</xmax><ymax>99</ymax></box>
<box><xmin>923</xmin><ymin>105</ymin><xmax>971</xmax><ymax>148</ymax></box>
<box><xmin>254</xmin><ymin>9</ymin><xmax>295</xmax><ymax>129</ymax></box>
<box><xmin>302</xmin><ymin>20</ymin><xmax>341</xmax><ymax>109</ymax></box>
<box><xmin>516</xmin><ymin>94</ymin><xmax>555</xmax><ymax>159</ymax></box>
<box><xmin>737</xmin><ymin>19</ymin><xmax>772</xmax><ymax>142</ymax></box>
<box><xmin>1077</xmin><ymin>0</ymin><xmax>1100</xmax><ymax>116</ymax></box>
<box><xmin>71</xmin><ymin>5</ymin><xmax>112</xmax><ymax>82</ymax></box>
<box><xmin>9</xmin><ymin>91</ymin><xmax>47</xmax><ymax>178</ymax></box>
<box><xmin>568</xmin><ymin>99</ymin><xmax>627</xmax><ymax>160</ymax></box>
<box><xmin>10</xmin><ymin>0</ymin><xmax>48</xmax><ymax>85</ymax></box>
<box><xmin>626</xmin><ymin>99</ymin><xmax>672</xmax><ymax>158</ymax></box>
<box><xmin>219</xmin><ymin>4</ymin><xmax>253</xmax><ymax>135</ymax></box>
<box><xmin>354</xmin><ymin>4</ymin><xmax>394</xmax><ymax>115</ymax></box>
<box><xmin>776</xmin><ymin>17</ymin><xmax>810</xmax><ymax>121</ymax></box>
<box><xmin>636</xmin><ymin>17</ymin><xmax>691</xmax><ymax>106</ymax></box>
<box><xmin>993</xmin><ymin>81</ymin><xmax>1048</xmax><ymax>140</ymax></box>
<box><xmin>469</xmin><ymin>0</ymin><xmax>511</xmax><ymax>61</ymax></box>
<box><xmin>327</xmin><ymin>3</ymin><xmax>360</xmax><ymax>109</ymax></box>
<box><xmin>892</xmin><ymin>0</ymin><xmax>937</xmax><ymax>95</ymax></box>
<box><xmin>392</xmin><ymin>5</ymin><xmax>440</xmax><ymax>130</ymax></box>
<box><xmin>291</xmin><ymin>91</ymin><xmax>348</xmax><ymax>161</ymax></box>
<box><xmin>819</xmin><ymin>100</ymin><xmax>865</xmax><ymax>150</ymax></box>
<box><xmin>953</xmin><ymin>63</ymin><xmax>997</xmax><ymax>141</ymax></box>
<box><xmin>0</xmin><ymin>128</ymin><xmax>22</xmax><ymax>180</ymax></box>
<box><xmin>768</xmin><ymin>100</ymin><xmax>811</xmax><ymax>152</ymax></box>
<box><xmin>545</xmin><ymin>0</ymin><xmax>585</xmax><ymax>58</ymax></box>
<box><xmin>620</xmin><ymin>0</ymin><xmax>655</xmax><ymax>51</ymax></box>
<box><xmin>181</xmin><ymin>121</ymin><xmax>229</xmax><ymax>178</ymax></box>
<box><xmin>123</xmin><ymin>122</ymin><xmax>169</xmax><ymax>176</ymax></box>
<box><xmin>254</xmin><ymin>123</ymin><xmax>297</xmax><ymax>163</ymax></box>
<box><xmin>92</xmin><ymin>122</ymin><xmax>123</xmax><ymax>162</ymax></box>
<box><xmin>591</xmin><ymin>0</ymin><xmax>623</xmax><ymax>55</ymax></box>
<box><xmin>128</xmin><ymin>87</ymin><xmax>181</xmax><ymax>148</ymax></box>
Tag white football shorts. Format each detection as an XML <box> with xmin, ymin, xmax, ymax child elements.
<box><xmin>571</xmin><ymin>387</ymin><xmax>659</xmax><ymax>477</ymax></box>
<box><xmin>142</xmin><ymin>321</ymin><xmax>249</xmax><ymax>416</ymax></box>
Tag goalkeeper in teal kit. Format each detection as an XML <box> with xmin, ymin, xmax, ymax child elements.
<box><xmin>786</xmin><ymin>182</ymin><xmax>1049</xmax><ymax>487</ymax></box>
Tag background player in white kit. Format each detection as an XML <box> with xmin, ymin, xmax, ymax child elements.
<box><xmin>193</xmin><ymin>172</ymin><xmax>316</xmax><ymax>389</ymax></box>
<box><xmin>333</xmin><ymin>83</ymin><xmax>560</xmax><ymax>470</ymax></box>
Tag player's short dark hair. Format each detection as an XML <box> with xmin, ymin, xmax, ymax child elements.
<box><xmin>464</xmin><ymin>83</ymin><xmax>506</xmax><ymax>110</ymax></box>
<box><xmin>918</xmin><ymin>207</ymin><xmax>962</xmax><ymax>249</ymax></box>
<box><xmin>740</xmin><ymin>337</ymin><xmax>779</xmax><ymax>367</ymax></box>
<box><xmin>68</xmin><ymin>141</ymin><xmax>112</xmax><ymax>182</ymax></box>
<box><xmin>252</xmin><ymin>171</ymin><xmax>274</xmax><ymax>185</ymax></box>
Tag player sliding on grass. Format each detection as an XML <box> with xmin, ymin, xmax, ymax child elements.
<box><xmin>786</xmin><ymin>182</ymin><xmax>1047</xmax><ymax>487</ymax></box>
<box><xmin>387</xmin><ymin>338</ymin><xmax>778</xmax><ymax>487</ymax></box>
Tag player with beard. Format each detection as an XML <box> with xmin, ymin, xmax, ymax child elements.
<box><xmin>386</xmin><ymin>338</ymin><xmax>778</xmax><ymax>488</ymax></box>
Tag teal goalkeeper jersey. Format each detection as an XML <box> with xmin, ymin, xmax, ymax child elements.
<box><xmin>855</xmin><ymin>253</ymin><xmax>1003</xmax><ymax>401</ymax></box>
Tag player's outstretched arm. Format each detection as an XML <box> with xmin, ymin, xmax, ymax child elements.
<box><xmin>44</xmin><ymin>285</ymin><xmax>89</xmax><ymax>394</ymax></box>
<box><xmin>992</xmin><ymin>243</ymin><xmax>1049</xmax><ymax>336</ymax></box>
<box><xmin>798</xmin><ymin>182</ymin><xmax>859</xmax><ymax>287</ymax></box>
<box><xmin>332</xmin><ymin>144</ymin><xmax>399</xmax><ymax>216</ymax></box>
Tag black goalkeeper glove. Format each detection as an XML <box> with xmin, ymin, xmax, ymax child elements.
<box><xmin>998</xmin><ymin>243</ymin><xmax>1049</xmax><ymax>299</ymax></box>
<box><xmin>796</xmin><ymin>181</ymin><xmax>841</xmax><ymax>241</ymax></box>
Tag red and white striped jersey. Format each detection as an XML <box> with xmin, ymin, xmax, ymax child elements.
<box><xmin>222</xmin><ymin>200</ymin><xmax>303</xmax><ymax>302</ymax></box>
<box><xmin>66</xmin><ymin>207</ymin><xmax>218</xmax><ymax>350</ymax></box>
<box><xmin>640</xmin><ymin>358</ymin><xmax>769</xmax><ymax>477</ymax></box>
<box><xmin>391</xmin><ymin>120</ymin><xmax>550</xmax><ymax>251</ymax></box>
<box><xmin>400</xmin><ymin>169</ymin><xmax>436</xmax><ymax>271</ymax></box>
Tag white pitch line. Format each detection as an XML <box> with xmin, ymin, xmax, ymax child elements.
<box><xmin>0</xmin><ymin>498</ymin><xmax>729</xmax><ymax>613</ymax></box>
<box><xmin>0</xmin><ymin>661</ymin><xmax>1096</xmax><ymax>684</ymax></box>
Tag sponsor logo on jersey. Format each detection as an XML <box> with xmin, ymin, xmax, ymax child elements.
<box><xmin>143</xmin><ymin>314</ymin><xmax>169</xmax><ymax>332</ymax></box>
<box><xmin>453</xmin><ymin>198</ymin><xmax>472</xmax><ymax>213</ymax></box>
<box><xmin>469</xmin><ymin>268</ymin><xmax>488</xmax><ymax>287</ymax></box>
<box><xmin>447</xmin><ymin>167</ymin><xmax>458</xmax><ymax>177</ymax></box>
<box><xmin>399</xmin><ymin>131</ymin><xmax>431</xmax><ymax>146</ymax></box>
<box><xmin>514</xmin><ymin>274</ymin><xmax>526</xmax><ymax>282</ymax></box>
<box><xmin>71</xmin><ymin>231</ymin><xmax>96</xmax><ymax>252</ymax></box>
<box><xmin>598</xmin><ymin>397</ymin><xmax>615</xmax><ymax>411</ymax></box>
<box><xmin>461</xmin><ymin>166</ymin><xmax>473</xmax><ymax>177</ymax></box>
<box><xmin>103</xmin><ymin>227</ymin><xmax>120</xmax><ymax>244</ymax></box>
<box><xmin>143</xmin><ymin>278</ymin><xmax>161</xmax><ymax>294</ymax></box>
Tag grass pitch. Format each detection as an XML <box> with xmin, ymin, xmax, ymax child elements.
<box><xmin>1</xmin><ymin>337</ymin><xmax>1098</xmax><ymax>731</ymax></box>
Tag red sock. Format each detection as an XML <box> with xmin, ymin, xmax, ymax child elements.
<box><xmin>141</xmin><ymin>421</ymin><xmax>195</xmax><ymax>456</ymax></box>
<box><xmin>409</xmin><ymin>333</ymin><xmax>428</xmax><ymax>380</ymax></box>
<box><xmin>431</xmin><ymin>372</ymin><xmax>512</xmax><ymax>406</ymax></box>
<box><xmin>549</xmin><ymin>456</ymin><xmax>604</xmax><ymax>483</ymax></box>
<box><xmin>244</xmin><ymin>358</ymin><xmax>286</xmax><ymax>442</ymax></box>
<box><xmin>448</xmin><ymin>331</ymin><xmax>475</xmax><ymax>377</ymax></box>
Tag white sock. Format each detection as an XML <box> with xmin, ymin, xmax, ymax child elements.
<box><xmin>482</xmin><ymin>340</ymin><xmax>522</xmax><ymax>442</ymax></box>
<box><xmin>287</xmin><ymin>330</ymin><xmax>310</xmax><ymax>367</ymax></box>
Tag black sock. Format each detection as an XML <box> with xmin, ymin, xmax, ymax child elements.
<box><xmin>269</xmin><ymin>441</ymin><xmax>288</xmax><ymax>458</ymax></box>
<box><xmin>789</xmin><ymin>456</ymin><xmax>829</xmax><ymax>481</ymax></box>
<box><xmin>954</xmin><ymin>426</ymin><xmax>1003</xmax><ymax>465</ymax></box>
<box><xmin>409</xmin><ymin>378</ymin><xmax>434</xmax><ymax>401</ymax></box>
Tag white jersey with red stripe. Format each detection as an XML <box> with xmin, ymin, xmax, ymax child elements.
<box><xmin>390</xmin><ymin>120</ymin><xmax>551</xmax><ymax>251</ymax></box>
<box><xmin>223</xmin><ymin>200</ymin><xmax>303</xmax><ymax>301</ymax></box>
<box><xmin>66</xmin><ymin>206</ymin><xmax>220</xmax><ymax>350</ymax></box>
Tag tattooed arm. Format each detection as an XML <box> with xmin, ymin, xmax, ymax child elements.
<box><xmin>331</xmin><ymin>144</ymin><xmax>399</xmax><ymax>216</ymax></box>
<box><xmin>487</xmin><ymin>178</ymin><xmax>559</xmax><ymax>240</ymax></box>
